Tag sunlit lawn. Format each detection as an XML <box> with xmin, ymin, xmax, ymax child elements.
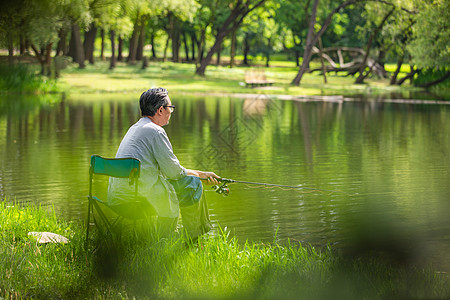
<box><xmin>60</xmin><ymin>59</ymin><xmax>419</xmax><ymax>98</ymax></box>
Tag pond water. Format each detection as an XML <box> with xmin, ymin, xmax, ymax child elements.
<box><xmin>1</xmin><ymin>93</ymin><xmax>449</xmax><ymax>270</ymax></box>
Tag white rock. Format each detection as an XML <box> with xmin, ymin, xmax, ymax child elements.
<box><xmin>27</xmin><ymin>232</ymin><xmax>69</xmax><ymax>244</ymax></box>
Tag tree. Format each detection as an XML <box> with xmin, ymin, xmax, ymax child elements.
<box><xmin>164</xmin><ymin>0</ymin><xmax>199</xmax><ymax>62</ymax></box>
<box><xmin>83</xmin><ymin>0</ymin><xmax>122</xmax><ymax>65</ymax></box>
<box><xmin>124</xmin><ymin>0</ymin><xmax>151</xmax><ymax>64</ymax></box>
<box><xmin>96</xmin><ymin>0</ymin><xmax>133</xmax><ymax>69</ymax></box>
<box><xmin>64</xmin><ymin>0</ymin><xmax>94</xmax><ymax>69</ymax></box>
<box><xmin>274</xmin><ymin>0</ymin><xmax>311</xmax><ymax>66</ymax></box>
<box><xmin>291</xmin><ymin>0</ymin><xmax>367</xmax><ymax>86</ymax></box>
<box><xmin>354</xmin><ymin>2</ymin><xmax>395</xmax><ymax>84</ymax></box>
<box><xmin>71</xmin><ymin>23</ymin><xmax>86</xmax><ymax>69</ymax></box>
<box><xmin>0</xmin><ymin>0</ymin><xmax>26</xmax><ymax>63</ymax></box>
<box><xmin>239</xmin><ymin>5</ymin><xmax>282</xmax><ymax>67</ymax></box>
<box><xmin>407</xmin><ymin>0</ymin><xmax>449</xmax><ymax>87</ymax></box>
<box><xmin>28</xmin><ymin>0</ymin><xmax>90</xmax><ymax>73</ymax></box>
<box><xmin>195</xmin><ymin>0</ymin><xmax>266</xmax><ymax>76</ymax></box>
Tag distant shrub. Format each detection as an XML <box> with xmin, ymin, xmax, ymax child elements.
<box><xmin>414</xmin><ymin>67</ymin><xmax>450</xmax><ymax>87</ymax></box>
<box><xmin>0</xmin><ymin>63</ymin><xmax>59</xmax><ymax>94</ymax></box>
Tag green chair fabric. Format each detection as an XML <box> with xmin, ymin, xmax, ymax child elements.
<box><xmin>86</xmin><ymin>155</ymin><xmax>152</xmax><ymax>244</ymax></box>
<box><xmin>90</xmin><ymin>155</ymin><xmax>140</xmax><ymax>178</ymax></box>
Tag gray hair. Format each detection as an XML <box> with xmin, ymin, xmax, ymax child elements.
<box><xmin>139</xmin><ymin>87</ymin><xmax>169</xmax><ymax>116</ymax></box>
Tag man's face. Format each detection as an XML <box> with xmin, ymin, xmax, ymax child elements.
<box><xmin>162</xmin><ymin>97</ymin><xmax>173</xmax><ymax>126</ymax></box>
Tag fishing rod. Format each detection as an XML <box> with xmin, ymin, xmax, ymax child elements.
<box><xmin>202</xmin><ymin>178</ymin><xmax>353</xmax><ymax>196</ymax></box>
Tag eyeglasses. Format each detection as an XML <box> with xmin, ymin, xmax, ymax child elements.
<box><xmin>163</xmin><ymin>105</ymin><xmax>175</xmax><ymax>112</ymax></box>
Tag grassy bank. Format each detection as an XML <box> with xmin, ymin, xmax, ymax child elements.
<box><xmin>60</xmin><ymin>60</ymin><xmax>430</xmax><ymax>99</ymax></box>
<box><xmin>1</xmin><ymin>202</ymin><xmax>448</xmax><ymax>299</ymax></box>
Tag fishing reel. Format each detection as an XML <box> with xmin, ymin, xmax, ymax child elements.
<box><xmin>212</xmin><ymin>182</ymin><xmax>230</xmax><ymax>196</ymax></box>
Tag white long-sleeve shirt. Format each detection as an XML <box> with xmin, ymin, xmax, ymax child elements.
<box><xmin>107</xmin><ymin>117</ymin><xmax>187</xmax><ymax>218</ymax></box>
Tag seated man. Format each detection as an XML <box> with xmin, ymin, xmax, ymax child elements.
<box><xmin>107</xmin><ymin>87</ymin><xmax>220</xmax><ymax>239</ymax></box>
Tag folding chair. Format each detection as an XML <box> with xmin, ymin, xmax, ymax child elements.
<box><xmin>86</xmin><ymin>155</ymin><xmax>154</xmax><ymax>244</ymax></box>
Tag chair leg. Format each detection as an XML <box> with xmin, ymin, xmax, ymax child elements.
<box><xmin>85</xmin><ymin>200</ymin><xmax>92</xmax><ymax>249</ymax></box>
<box><xmin>92</xmin><ymin>200</ymin><xmax>113</xmax><ymax>229</ymax></box>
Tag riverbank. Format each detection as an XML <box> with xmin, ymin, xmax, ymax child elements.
<box><xmin>1</xmin><ymin>202</ymin><xmax>448</xmax><ymax>299</ymax></box>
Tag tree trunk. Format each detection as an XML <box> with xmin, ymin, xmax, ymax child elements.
<box><xmin>216</xmin><ymin>40</ymin><xmax>222</xmax><ymax>66</ymax></box>
<box><xmin>142</xmin><ymin>56</ymin><xmax>149</xmax><ymax>69</ymax></box>
<box><xmin>71</xmin><ymin>23</ymin><xmax>85</xmax><ymax>68</ymax></box>
<box><xmin>409</xmin><ymin>63</ymin><xmax>414</xmax><ymax>85</ymax></box>
<box><xmin>190</xmin><ymin>33</ymin><xmax>197</xmax><ymax>61</ymax></box>
<box><xmin>68</xmin><ymin>30</ymin><xmax>76</xmax><ymax>60</ymax></box>
<box><xmin>20</xmin><ymin>34</ymin><xmax>29</xmax><ymax>55</ymax></box>
<box><xmin>397</xmin><ymin>66</ymin><xmax>418</xmax><ymax>85</ymax></box>
<box><xmin>292</xmin><ymin>33</ymin><xmax>301</xmax><ymax>67</ymax></box>
<box><xmin>136</xmin><ymin>17</ymin><xmax>147</xmax><ymax>61</ymax></box>
<box><xmin>292</xmin><ymin>0</ymin><xmax>319</xmax><ymax>85</ymax></box>
<box><xmin>265</xmin><ymin>37</ymin><xmax>271</xmax><ymax>67</ymax></box>
<box><xmin>56</xmin><ymin>29</ymin><xmax>66</xmax><ymax>56</ymax></box>
<box><xmin>355</xmin><ymin>6</ymin><xmax>394</xmax><ymax>84</ymax></box>
<box><xmin>100</xmin><ymin>28</ymin><xmax>105</xmax><ymax>60</ymax></box>
<box><xmin>292</xmin><ymin>0</ymin><xmax>363</xmax><ymax>86</ymax></box>
<box><xmin>31</xmin><ymin>42</ymin><xmax>52</xmax><ymax>76</ymax></box>
<box><xmin>109</xmin><ymin>30</ymin><xmax>116</xmax><ymax>69</ymax></box>
<box><xmin>390</xmin><ymin>53</ymin><xmax>404</xmax><ymax>85</ymax></box>
<box><xmin>318</xmin><ymin>37</ymin><xmax>327</xmax><ymax>83</ymax></box>
<box><xmin>84</xmin><ymin>23</ymin><xmax>97</xmax><ymax>65</ymax></box>
<box><xmin>163</xmin><ymin>34</ymin><xmax>170</xmax><ymax>62</ymax></box>
<box><xmin>20</xmin><ymin>34</ymin><xmax>25</xmax><ymax>55</ymax></box>
<box><xmin>196</xmin><ymin>29</ymin><xmax>206</xmax><ymax>67</ymax></box>
<box><xmin>118</xmin><ymin>36</ymin><xmax>123</xmax><ymax>61</ymax></box>
<box><xmin>295</xmin><ymin>49</ymin><xmax>300</xmax><ymax>67</ymax></box>
<box><xmin>171</xmin><ymin>15</ymin><xmax>181</xmax><ymax>62</ymax></box>
<box><xmin>376</xmin><ymin>48</ymin><xmax>387</xmax><ymax>77</ymax></box>
<box><xmin>417</xmin><ymin>70</ymin><xmax>450</xmax><ymax>88</ymax></box>
<box><xmin>243</xmin><ymin>33</ymin><xmax>250</xmax><ymax>66</ymax></box>
<box><xmin>136</xmin><ymin>28</ymin><xmax>144</xmax><ymax>61</ymax></box>
<box><xmin>44</xmin><ymin>42</ymin><xmax>52</xmax><ymax>76</ymax></box>
<box><xmin>7</xmin><ymin>31</ymin><xmax>14</xmax><ymax>64</ymax></box>
<box><xmin>31</xmin><ymin>44</ymin><xmax>44</xmax><ymax>73</ymax></box>
<box><xmin>150</xmin><ymin>33</ymin><xmax>157</xmax><ymax>59</ymax></box>
<box><xmin>183</xmin><ymin>31</ymin><xmax>190</xmax><ymax>61</ymax></box>
<box><xmin>230</xmin><ymin>29</ymin><xmax>237</xmax><ymax>68</ymax></box>
<box><xmin>128</xmin><ymin>17</ymin><xmax>140</xmax><ymax>64</ymax></box>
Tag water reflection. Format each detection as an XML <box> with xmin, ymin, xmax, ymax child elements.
<box><xmin>0</xmin><ymin>93</ymin><xmax>449</xmax><ymax>270</ymax></box>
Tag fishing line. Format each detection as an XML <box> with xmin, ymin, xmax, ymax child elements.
<box><xmin>202</xmin><ymin>178</ymin><xmax>356</xmax><ymax>196</ymax></box>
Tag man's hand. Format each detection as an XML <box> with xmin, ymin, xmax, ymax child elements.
<box><xmin>187</xmin><ymin>169</ymin><xmax>220</xmax><ymax>185</ymax></box>
<box><xmin>200</xmin><ymin>171</ymin><xmax>220</xmax><ymax>185</ymax></box>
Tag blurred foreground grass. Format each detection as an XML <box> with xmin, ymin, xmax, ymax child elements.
<box><xmin>1</xmin><ymin>201</ymin><xmax>448</xmax><ymax>299</ymax></box>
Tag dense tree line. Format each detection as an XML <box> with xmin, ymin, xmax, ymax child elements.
<box><xmin>0</xmin><ymin>0</ymin><xmax>448</xmax><ymax>86</ymax></box>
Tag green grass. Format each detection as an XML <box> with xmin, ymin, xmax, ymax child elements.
<box><xmin>60</xmin><ymin>60</ymin><xmax>425</xmax><ymax>99</ymax></box>
<box><xmin>1</xmin><ymin>201</ymin><xmax>449</xmax><ymax>299</ymax></box>
<box><xmin>1</xmin><ymin>56</ymin><xmax>447</xmax><ymax>99</ymax></box>
<box><xmin>0</xmin><ymin>203</ymin><xmax>90</xmax><ymax>298</ymax></box>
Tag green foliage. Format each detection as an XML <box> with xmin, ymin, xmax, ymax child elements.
<box><xmin>408</xmin><ymin>0</ymin><xmax>450</xmax><ymax>68</ymax></box>
<box><xmin>0</xmin><ymin>63</ymin><xmax>60</xmax><ymax>94</ymax></box>
<box><xmin>414</xmin><ymin>67</ymin><xmax>450</xmax><ymax>87</ymax></box>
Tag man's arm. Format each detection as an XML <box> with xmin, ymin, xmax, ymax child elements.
<box><xmin>151</xmin><ymin>130</ymin><xmax>187</xmax><ymax>179</ymax></box>
<box><xmin>151</xmin><ymin>130</ymin><xmax>219</xmax><ymax>184</ymax></box>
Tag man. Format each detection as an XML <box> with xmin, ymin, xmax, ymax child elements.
<box><xmin>107</xmin><ymin>87</ymin><xmax>220</xmax><ymax>238</ymax></box>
